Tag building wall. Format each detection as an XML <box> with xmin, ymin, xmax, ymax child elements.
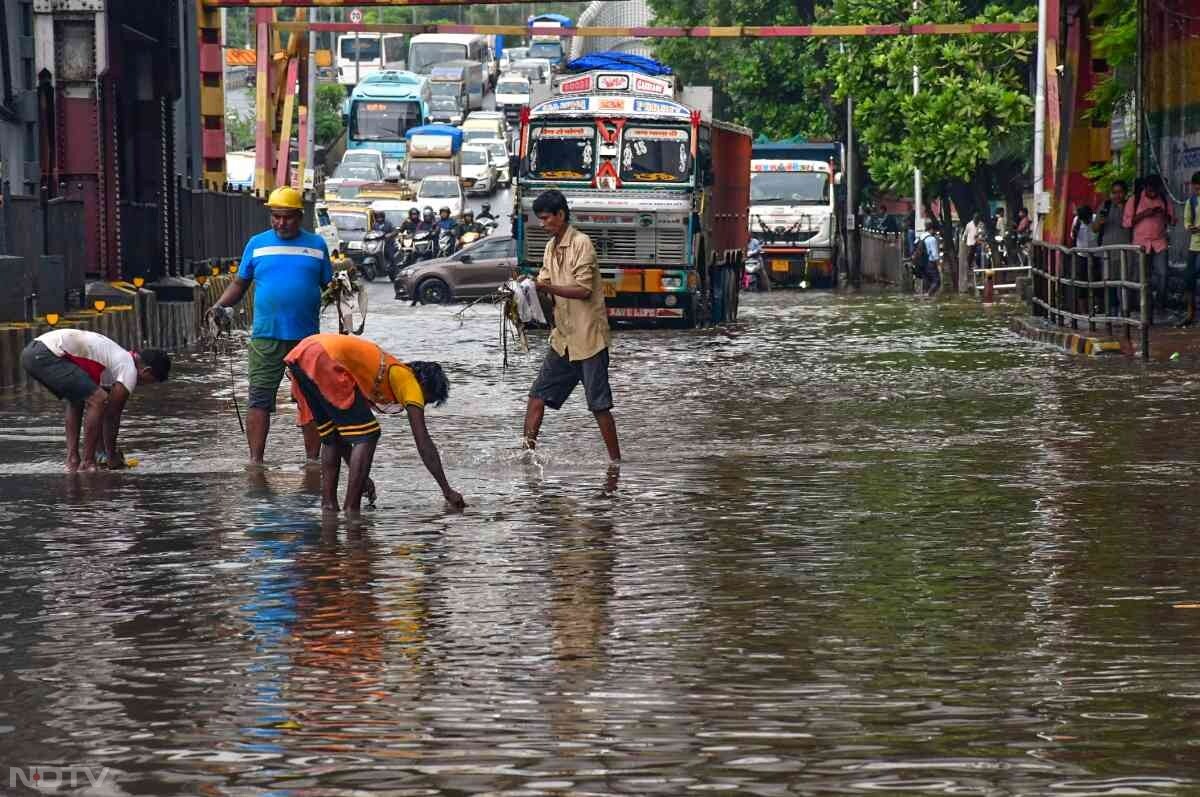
<box><xmin>0</xmin><ymin>0</ymin><xmax>41</xmax><ymax>193</ymax></box>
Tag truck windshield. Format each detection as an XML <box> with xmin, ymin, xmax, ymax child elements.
<box><xmin>430</xmin><ymin>94</ymin><xmax>460</xmax><ymax>111</ymax></box>
<box><xmin>407</xmin><ymin>160</ymin><xmax>452</xmax><ymax>180</ymax></box>
<box><xmin>409</xmin><ymin>43</ymin><xmax>467</xmax><ymax>74</ymax></box>
<box><xmin>496</xmin><ymin>80</ymin><xmax>527</xmax><ymax>96</ymax></box>
<box><xmin>353</xmin><ymin>101</ymin><xmax>420</xmax><ymax>141</ymax></box>
<box><xmin>750</xmin><ymin>170</ymin><xmax>830</xmax><ymax>205</ymax></box>
<box><xmin>430</xmin><ymin>83</ymin><xmax>460</xmax><ymax>97</ymax></box>
<box><xmin>528</xmin><ymin>41</ymin><xmax>562</xmax><ymax>61</ymax></box>
<box><xmin>528</xmin><ymin>125</ymin><xmax>594</xmax><ymax>180</ymax></box>
<box><xmin>621</xmin><ymin>127</ymin><xmax>692</xmax><ymax>183</ymax></box>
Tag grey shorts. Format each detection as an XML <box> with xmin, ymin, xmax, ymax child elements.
<box><xmin>529</xmin><ymin>347</ymin><xmax>613</xmax><ymax>413</ymax></box>
<box><xmin>21</xmin><ymin>341</ymin><xmax>98</xmax><ymax>403</ymax></box>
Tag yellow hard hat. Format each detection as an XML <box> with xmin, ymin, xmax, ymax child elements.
<box><xmin>265</xmin><ymin>186</ymin><xmax>303</xmax><ymax>211</ymax></box>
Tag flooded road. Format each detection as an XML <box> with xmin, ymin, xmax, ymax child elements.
<box><xmin>4</xmin><ymin>288</ymin><xmax>1200</xmax><ymax>794</ymax></box>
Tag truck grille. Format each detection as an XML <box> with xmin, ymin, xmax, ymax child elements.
<box><xmin>525</xmin><ymin>224</ymin><xmax>688</xmax><ymax>266</ymax></box>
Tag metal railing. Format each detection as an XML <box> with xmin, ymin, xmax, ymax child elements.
<box><xmin>860</xmin><ymin>230</ymin><xmax>908</xmax><ymax>287</ymax></box>
<box><xmin>1030</xmin><ymin>242</ymin><xmax>1149</xmax><ymax>359</ymax></box>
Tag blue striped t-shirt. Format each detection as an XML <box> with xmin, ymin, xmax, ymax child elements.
<box><xmin>238</xmin><ymin>229</ymin><xmax>333</xmax><ymax>341</ymax></box>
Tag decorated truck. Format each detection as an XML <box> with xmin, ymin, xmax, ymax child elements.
<box><xmin>515</xmin><ymin>53</ymin><xmax>751</xmax><ymax>325</ymax></box>
<box><xmin>749</xmin><ymin>139</ymin><xmax>843</xmax><ymax>288</ymax></box>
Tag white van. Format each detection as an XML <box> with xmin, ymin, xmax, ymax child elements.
<box><xmin>461</xmin><ymin>112</ymin><xmax>507</xmax><ymax>146</ymax></box>
<box><xmin>494</xmin><ymin>74</ymin><xmax>531</xmax><ymax>120</ymax></box>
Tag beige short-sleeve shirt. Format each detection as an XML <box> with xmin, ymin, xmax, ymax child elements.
<box><xmin>537</xmin><ymin>225</ymin><xmax>611</xmax><ymax>361</ymax></box>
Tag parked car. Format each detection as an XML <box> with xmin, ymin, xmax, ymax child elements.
<box><xmin>474</xmin><ymin>138</ymin><xmax>511</xmax><ymax>187</ymax></box>
<box><xmin>324</xmin><ymin>163</ymin><xmax>382</xmax><ymax>199</ymax></box>
<box><xmin>460</xmin><ymin>145</ymin><xmax>497</xmax><ymax>196</ymax></box>
<box><xmin>394</xmin><ymin>235</ymin><xmax>518</xmax><ymax>304</ymax></box>
<box><xmin>416</xmin><ymin>175</ymin><xmax>465</xmax><ymax>219</ymax></box>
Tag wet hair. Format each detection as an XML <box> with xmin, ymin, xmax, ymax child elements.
<box><xmin>408</xmin><ymin>361</ymin><xmax>449</xmax><ymax>407</ymax></box>
<box><xmin>1143</xmin><ymin>174</ymin><xmax>1165</xmax><ymax>195</ymax></box>
<box><xmin>533</xmin><ymin>189</ymin><xmax>570</xmax><ymax>222</ymax></box>
<box><xmin>139</xmin><ymin>349</ymin><xmax>171</xmax><ymax>383</ymax></box>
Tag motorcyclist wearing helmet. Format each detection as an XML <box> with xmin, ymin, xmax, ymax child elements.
<box><xmin>399</xmin><ymin>207</ymin><xmax>421</xmax><ymax>235</ymax></box>
<box><xmin>417</xmin><ymin>207</ymin><xmax>436</xmax><ymax>233</ymax></box>
<box><xmin>453</xmin><ymin>210</ymin><xmax>487</xmax><ymax>241</ymax></box>
<box><xmin>476</xmin><ymin>203</ymin><xmax>497</xmax><ymax>223</ymax></box>
<box><xmin>436</xmin><ymin>207</ymin><xmax>457</xmax><ymax>233</ymax></box>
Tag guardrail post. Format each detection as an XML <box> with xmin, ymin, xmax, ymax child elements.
<box><xmin>1140</xmin><ymin>250</ymin><xmax>1150</xmax><ymax>360</ymax></box>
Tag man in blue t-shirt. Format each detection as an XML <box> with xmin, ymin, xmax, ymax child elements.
<box><xmin>210</xmin><ymin>186</ymin><xmax>334</xmax><ymax>466</ymax></box>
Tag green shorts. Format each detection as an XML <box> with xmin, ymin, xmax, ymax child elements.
<box><xmin>247</xmin><ymin>337</ymin><xmax>300</xmax><ymax>412</ymax></box>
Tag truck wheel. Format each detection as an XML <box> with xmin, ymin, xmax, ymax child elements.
<box><xmin>417</xmin><ymin>278</ymin><xmax>452</xmax><ymax>305</ymax></box>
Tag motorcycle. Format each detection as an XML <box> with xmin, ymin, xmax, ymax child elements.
<box><xmin>410</xmin><ymin>229</ymin><xmax>435</xmax><ymax>262</ymax></box>
<box><xmin>743</xmin><ymin>238</ymin><xmax>768</xmax><ymax>292</ymax></box>
<box><xmin>459</xmin><ymin>229</ymin><xmax>485</xmax><ymax>248</ymax></box>
<box><xmin>478</xmin><ymin>217</ymin><xmax>499</xmax><ymax>236</ymax></box>
<box><xmin>436</xmin><ymin>228</ymin><xmax>457</xmax><ymax>259</ymax></box>
<box><xmin>359</xmin><ymin>231</ymin><xmax>388</xmax><ymax>282</ymax></box>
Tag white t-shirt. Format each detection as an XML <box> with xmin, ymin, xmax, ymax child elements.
<box><xmin>36</xmin><ymin>329</ymin><xmax>138</xmax><ymax>392</ymax></box>
<box><xmin>965</xmin><ymin>221</ymin><xmax>980</xmax><ymax>247</ymax></box>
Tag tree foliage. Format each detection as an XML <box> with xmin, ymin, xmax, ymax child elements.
<box><xmin>648</xmin><ymin>0</ymin><xmax>1035</xmax><ymax>214</ymax></box>
<box><xmin>315</xmin><ymin>83</ymin><xmax>346</xmax><ymax>148</ymax></box>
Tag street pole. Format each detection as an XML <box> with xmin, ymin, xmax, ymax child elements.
<box><xmin>1032</xmin><ymin>0</ymin><xmax>1048</xmax><ymax>238</ymax></box>
<box><xmin>912</xmin><ymin>1</ymin><xmax>924</xmax><ymax>235</ymax></box>
<box><xmin>843</xmin><ymin>41</ymin><xmax>859</xmax><ymax>289</ymax></box>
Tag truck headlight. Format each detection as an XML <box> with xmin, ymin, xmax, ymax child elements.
<box><xmin>660</xmin><ymin>276</ymin><xmax>683</xmax><ymax>289</ymax></box>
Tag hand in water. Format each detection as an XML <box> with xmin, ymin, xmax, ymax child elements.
<box><xmin>443</xmin><ymin>489</ymin><xmax>466</xmax><ymax>509</ymax></box>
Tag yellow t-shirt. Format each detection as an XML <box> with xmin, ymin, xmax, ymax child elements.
<box><xmin>387</xmin><ymin>364</ymin><xmax>425</xmax><ymax>409</ymax></box>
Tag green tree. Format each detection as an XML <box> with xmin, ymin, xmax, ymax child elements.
<box><xmin>226</xmin><ymin>111</ymin><xmax>255</xmax><ymax>151</ymax></box>
<box><xmin>315</xmin><ymin>83</ymin><xmax>346</xmax><ymax>148</ymax></box>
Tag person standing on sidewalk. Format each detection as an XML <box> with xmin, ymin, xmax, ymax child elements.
<box><xmin>521</xmin><ymin>189</ymin><xmax>621</xmax><ymax>464</ymax></box>
<box><xmin>211</xmin><ymin>186</ymin><xmax>333</xmax><ymax>467</ymax></box>
<box><xmin>1123</xmin><ymin>174</ymin><xmax>1175</xmax><ymax>322</ymax></box>
<box><xmin>1182</xmin><ymin>172</ymin><xmax>1200</xmax><ymax>326</ymax></box>
<box><xmin>920</xmin><ymin>221</ymin><xmax>943</xmax><ymax>297</ymax></box>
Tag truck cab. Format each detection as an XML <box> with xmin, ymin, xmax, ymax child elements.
<box><xmin>427</xmin><ymin>66</ymin><xmax>468</xmax><ymax>125</ymax></box>
<box><xmin>749</xmin><ymin>141</ymin><xmax>842</xmax><ymax>289</ymax></box>
<box><xmin>402</xmin><ymin>123</ymin><xmax>464</xmax><ymax>194</ymax></box>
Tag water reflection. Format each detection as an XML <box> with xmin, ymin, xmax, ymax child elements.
<box><xmin>3</xmin><ymin>289</ymin><xmax>1200</xmax><ymax>793</ymax></box>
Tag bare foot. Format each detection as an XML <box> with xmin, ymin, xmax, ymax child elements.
<box><xmin>79</xmin><ymin>460</ymin><xmax>97</xmax><ymax>472</ymax></box>
<box><xmin>66</xmin><ymin>458</ymin><xmax>80</xmax><ymax>473</ymax></box>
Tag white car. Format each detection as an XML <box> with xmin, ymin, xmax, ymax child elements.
<box><xmin>460</xmin><ymin>145</ymin><xmax>497</xmax><ymax>196</ymax></box>
<box><xmin>474</xmin><ymin>138</ymin><xmax>511</xmax><ymax>187</ymax></box>
<box><xmin>341</xmin><ymin>148</ymin><xmax>385</xmax><ymax>174</ymax></box>
<box><xmin>495</xmin><ymin>74</ymin><xmax>531</xmax><ymax>118</ymax></box>
<box><xmin>417</xmin><ymin>175</ymin><xmax>465</xmax><ymax>219</ymax></box>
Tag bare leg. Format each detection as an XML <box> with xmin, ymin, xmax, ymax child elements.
<box><xmin>594</xmin><ymin>410</ymin><xmax>621</xmax><ymax>462</ymax></box>
<box><xmin>79</xmin><ymin>390</ymin><xmax>107</xmax><ymax>470</ymax></box>
<box><xmin>343</xmin><ymin>438</ymin><xmax>377</xmax><ymax>514</ymax></box>
<box><xmin>338</xmin><ymin>445</ymin><xmax>375</xmax><ymax>505</ymax></box>
<box><xmin>246</xmin><ymin>407</ymin><xmax>270</xmax><ymax>465</ymax></box>
<box><xmin>320</xmin><ymin>440</ymin><xmax>341</xmax><ymax>511</ymax></box>
<box><xmin>522</xmin><ymin>397</ymin><xmax>546</xmax><ymax>448</ymax></box>
<box><xmin>302</xmin><ymin>421</ymin><xmax>321</xmax><ymax>461</ymax></box>
<box><xmin>64</xmin><ymin>401</ymin><xmax>83</xmax><ymax>472</ymax></box>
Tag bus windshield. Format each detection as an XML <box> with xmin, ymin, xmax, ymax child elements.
<box><xmin>409</xmin><ymin>43</ymin><xmax>467</xmax><ymax>74</ymax></box>
<box><xmin>750</xmin><ymin>170</ymin><xmax>830</xmax><ymax>205</ymax></box>
<box><xmin>339</xmin><ymin>37</ymin><xmax>381</xmax><ymax>63</ymax></box>
<box><xmin>528</xmin><ymin>125</ymin><xmax>594</xmax><ymax>180</ymax></box>
<box><xmin>620</xmin><ymin>127</ymin><xmax>692</xmax><ymax>183</ymax></box>
<box><xmin>353</xmin><ymin>101</ymin><xmax>420</xmax><ymax>141</ymax></box>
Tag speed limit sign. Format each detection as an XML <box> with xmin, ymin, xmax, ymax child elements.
<box><xmin>349</xmin><ymin>8</ymin><xmax>363</xmax><ymax>24</ymax></box>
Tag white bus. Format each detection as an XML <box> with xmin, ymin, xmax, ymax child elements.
<box><xmin>407</xmin><ymin>34</ymin><xmax>495</xmax><ymax>84</ymax></box>
<box><xmin>336</xmin><ymin>33</ymin><xmax>406</xmax><ymax>87</ymax></box>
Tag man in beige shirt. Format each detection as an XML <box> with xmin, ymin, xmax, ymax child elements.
<box><xmin>522</xmin><ymin>190</ymin><xmax>621</xmax><ymax>463</ymax></box>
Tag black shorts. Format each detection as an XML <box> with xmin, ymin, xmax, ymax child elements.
<box><xmin>529</xmin><ymin>347</ymin><xmax>613</xmax><ymax>413</ymax></box>
<box><xmin>287</xmin><ymin>364</ymin><xmax>381</xmax><ymax>446</ymax></box>
<box><xmin>21</xmin><ymin>341</ymin><xmax>99</xmax><ymax>403</ymax></box>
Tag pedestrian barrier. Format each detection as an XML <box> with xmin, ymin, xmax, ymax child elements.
<box><xmin>860</xmin><ymin>230</ymin><xmax>908</xmax><ymax>288</ymax></box>
<box><xmin>1029</xmin><ymin>241</ymin><xmax>1149</xmax><ymax>360</ymax></box>
<box><xmin>973</xmin><ymin>263</ymin><xmax>1029</xmax><ymax>295</ymax></box>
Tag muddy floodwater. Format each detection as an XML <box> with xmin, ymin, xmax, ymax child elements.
<box><xmin>4</xmin><ymin>287</ymin><xmax>1200</xmax><ymax>795</ymax></box>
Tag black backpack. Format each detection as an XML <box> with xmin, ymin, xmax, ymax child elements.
<box><xmin>911</xmin><ymin>235</ymin><xmax>930</xmax><ymax>274</ymax></box>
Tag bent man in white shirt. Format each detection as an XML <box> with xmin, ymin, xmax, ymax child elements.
<box><xmin>21</xmin><ymin>329</ymin><xmax>171</xmax><ymax>471</ymax></box>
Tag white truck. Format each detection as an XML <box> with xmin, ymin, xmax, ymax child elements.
<box><xmin>749</xmin><ymin>141</ymin><xmax>843</xmax><ymax>289</ymax></box>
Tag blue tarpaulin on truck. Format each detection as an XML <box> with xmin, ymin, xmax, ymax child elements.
<box><xmin>564</xmin><ymin>52</ymin><xmax>672</xmax><ymax>77</ymax></box>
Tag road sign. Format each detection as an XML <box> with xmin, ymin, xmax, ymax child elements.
<box><xmin>349</xmin><ymin>8</ymin><xmax>362</xmax><ymax>23</ymax></box>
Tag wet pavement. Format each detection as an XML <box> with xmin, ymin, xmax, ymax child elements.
<box><xmin>4</xmin><ymin>289</ymin><xmax>1200</xmax><ymax>794</ymax></box>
